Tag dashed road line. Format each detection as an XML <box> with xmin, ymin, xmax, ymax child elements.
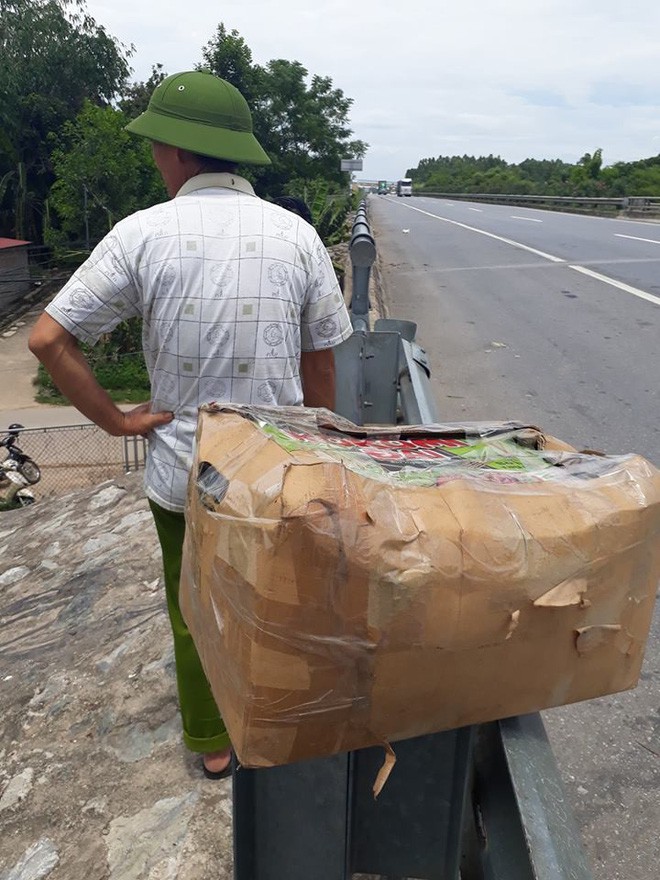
<box><xmin>402</xmin><ymin>203</ymin><xmax>565</xmax><ymax>262</ymax></box>
<box><xmin>614</xmin><ymin>233</ymin><xmax>660</xmax><ymax>245</ymax></box>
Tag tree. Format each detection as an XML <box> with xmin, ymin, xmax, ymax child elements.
<box><xmin>199</xmin><ymin>24</ymin><xmax>261</xmax><ymax>106</ymax></box>
<box><xmin>198</xmin><ymin>24</ymin><xmax>367</xmax><ymax>198</ymax></box>
<box><xmin>407</xmin><ymin>151</ymin><xmax>638</xmax><ymax>199</ymax></box>
<box><xmin>46</xmin><ymin>101</ymin><xmax>166</xmax><ymax>248</ymax></box>
<box><xmin>118</xmin><ymin>64</ymin><xmax>167</xmax><ymax>120</ymax></box>
<box><xmin>569</xmin><ymin>148</ymin><xmax>603</xmax><ymax>195</ymax></box>
<box><xmin>0</xmin><ymin>0</ymin><xmax>131</xmax><ymax>240</ymax></box>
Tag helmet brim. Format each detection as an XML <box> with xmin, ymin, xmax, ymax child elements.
<box><xmin>126</xmin><ymin>109</ymin><xmax>271</xmax><ymax>166</ymax></box>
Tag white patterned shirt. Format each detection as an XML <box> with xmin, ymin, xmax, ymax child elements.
<box><xmin>46</xmin><ymin>173</ymin><xmax>353</xmax><ymax>511</ymax></box>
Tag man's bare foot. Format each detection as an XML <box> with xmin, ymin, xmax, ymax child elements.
<box><xmin>202</xmin><ymin>747</ymin><xmax>231</xmax><ymax>775</ymax></box>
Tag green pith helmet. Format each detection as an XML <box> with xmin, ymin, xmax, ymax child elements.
<box><xmin>125</xmin><ymin>71</ymin><xmax>271</xmax><ymax>165</ymax></box>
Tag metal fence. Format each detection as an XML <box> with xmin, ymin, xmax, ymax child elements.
<box><xmin>417</xmin><ymin>191</ymin><xmax>660</xmax><ymax>216</ymax></box>
<box><xmin>3</xmin><ymin>423</ymin><xmax>146</xmax><ymax>499</ymax></box>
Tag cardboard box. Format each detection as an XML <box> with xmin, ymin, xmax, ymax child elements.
<box><xmin>180</xmin><ymin>405</ymin><xmax>660</xmax><ymax>767</ymax></box>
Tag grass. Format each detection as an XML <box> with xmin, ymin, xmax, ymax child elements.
<box><xmin>34</xmin><ymin>359</ymin><xmax>151</xmax><ymax>405</ymax></box>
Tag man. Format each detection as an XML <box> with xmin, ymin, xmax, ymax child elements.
<box><xmin>29</xmin><ymin>71</ymin><xmax>353</xmax><ymax>779</ymax></box>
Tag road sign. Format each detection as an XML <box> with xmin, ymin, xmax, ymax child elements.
<box><xmin>341</xmin><ymin>158</ymin><xmax>363</xmax><ymax>172</ymax></box>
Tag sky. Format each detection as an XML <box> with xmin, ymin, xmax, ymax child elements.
<box><xmin>85</xmin><ymin>0</ymin><xmax>660</xmax><ymax>182</ymax></box>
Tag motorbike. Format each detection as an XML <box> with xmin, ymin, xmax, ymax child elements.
<box><xmin>0</xmin><ymin>423</ymin><xmax>41</xmax><ymax>510</ymax></box>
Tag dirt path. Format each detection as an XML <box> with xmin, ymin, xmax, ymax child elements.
<box><xmin>0</xmin><ymin>309</ymin><xmax>143</xmax><ymax>430</ymax></box>
<box><xmin>0</xmin><ymin>308</ymin><xmax>44</xmax><ymax>411</ymax></box>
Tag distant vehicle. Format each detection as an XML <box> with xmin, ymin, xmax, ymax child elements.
<box><xmin>396</xmin><ymin>178</ymin><xmax>413</xmax><ymax>197</ymax></box>
<box><xmin>377</xmin><ymin>180</ymin><xmax>389</xmax><ymax>195</ymax></box>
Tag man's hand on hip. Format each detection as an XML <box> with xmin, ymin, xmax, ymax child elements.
<box><xmin>118</xmin><ymin>403</ymin><xmax>174</xmax><ymax>437</ymax></box>
<box><xmin>29</xmin><ymin>314</ymin><xmax>173</xmax><ymax>437</ymax></box>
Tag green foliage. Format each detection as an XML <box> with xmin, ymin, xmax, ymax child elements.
<box><xmin>280</xmin><ymin>178</ymin><xmax>353</xmax><ymax>244</ymax></box>
<box><xmin>408</xmin><ymin>148</ymin><xmax>660</xmax><ymax>200</ymax></box>
<box><xmin>34</xmin><ymin>317</ymin><xmax>150</xmax><ymax>403</ymax></box>
<box><xmin>46</xmin><ymin>101</ymin><xmax>166</xmax><ymax>249</ymax></box>
<box><xmin>118</xmin><ymin>64</ymin><xmax>167</xmax><ymax>118</ymax></box>
<box><xmin>0</xmin><ymin>0</ymin><xmax>132</xmax><ymax>241</ymax></box>
<box><xmin>604</xmin><ymin>158</ymin><xmax>660</xmax><ymax>196</ymax></box>
<box><xmin>198</xmin><ymin>24</ymin><xmax>367</xmax><ymax>199</ymax></box>
<box><xmin>199</xmin><ymin>25</ymin><xmax>260</xmax><ymax>105</ymax></box>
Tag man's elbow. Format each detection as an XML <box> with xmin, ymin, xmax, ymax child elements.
<box><xmin>28</xmin><ymin>327</ymin><xmax>47</xmax><ymax>360</ymax></box>
<box><xmin>28</xmin><ymin>315</ymin><xmax>70</xmax><ymax>362</ymax></box>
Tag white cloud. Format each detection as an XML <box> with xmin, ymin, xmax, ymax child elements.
<box><xmin>85</xmin><ymin>0</ymin><xmax>660</xmax><ymax>180</ymax></box>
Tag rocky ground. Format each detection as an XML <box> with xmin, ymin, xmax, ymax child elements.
<box><xmin>0</xmin><ymin>474</ymin><xmax>234</xmax><ymax>880</ymax></box>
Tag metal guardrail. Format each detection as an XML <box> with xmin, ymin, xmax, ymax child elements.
<box><xmin>348</xmin><ymin>201</ymin><xmax>376</xmax><ymax>333</ymax></box>
<box><xmin>337</xmin><ymin>201</ymin><xmax>438</xmax><ymax>427</ymax></box>
<box><xmin>416</xmin><ymin>190</ymin><xmax>660</xmax><ymax>215</ymax></box>
<box><xmin>233</xmin><ymin>201</ymin><xmax>594</xmax><ymax>879</ymax></box>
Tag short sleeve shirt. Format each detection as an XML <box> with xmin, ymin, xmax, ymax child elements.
<box><xmin>46</xmin><ymin>173</ymin><xmax>353</xmax><ymax>511</ymax></box>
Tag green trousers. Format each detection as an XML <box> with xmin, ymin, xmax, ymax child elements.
<box><xmin>149</xmin><ymin>499</ymin><xmax>231</xmax><ymax>753</ymax></box>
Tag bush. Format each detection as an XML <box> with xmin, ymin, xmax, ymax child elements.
<box><xmin>34</xmin><ymin>348</ymin><xmax>150</xmax><ymax>405</ymax></box>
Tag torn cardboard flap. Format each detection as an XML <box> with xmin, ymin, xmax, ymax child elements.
<box><xmin>180</xmin><ymin>404</ymin><xmax>660</xmax><ymax>768</ymax></box>
<box><xmin>373</xmin><ymin>743</ymin><xmax>397</xmax><ymax>799</ymax></box>
<box><xmin>534</xmin><ymin>577</ymin><xmax>589</xmax><ymax>608</ymax></box>
<box><xmin>280</xmin><ymin>461</ymin><xmax>350</xmax><ymax>519</ymax></box>
<box><xmin>575</xmin><ymin>624</ymin><xmax>634</xmax><ymax>656</ymax></box>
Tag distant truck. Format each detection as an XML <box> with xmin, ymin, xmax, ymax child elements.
<box><xmin>396</xmin><ymin>178</ymin><xmax>413</xmax><ymax>197</ymax></box>
<box><xmin>377</xmin><ymin>180</ymin><xmax>389</xmax><ymax>195</ymax></box>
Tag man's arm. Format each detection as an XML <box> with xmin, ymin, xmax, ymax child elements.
<box><xmin>300</xmin><ymin>348</ymin><xmax>335</xmax><ymax>410</ymax></box>
<box><xmin>28</xmin><ymin>313</ymin><xmax>173</xmax><ymax>436</ymax></box>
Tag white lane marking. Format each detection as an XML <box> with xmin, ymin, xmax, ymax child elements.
<box><xmin>402</xmin><ymin>201</ymin><xmax>660</xmax><ymax>304</ymax></box>
<box><xmin>404</xmin><ymin>203</ymin><xmax>565</xmax><ymax>262</ymax></box>
<box><xmin>511</xmin><ymin>215</ymin><xmax>543</xmax><ymax>223</ymax></box>
<box><xmin>569</xmin><ymin>265</ymin><xmax>660</xmax><ymax>306</ymax></box>
<box><xmin>614</xmin><ymin>233</ymin><xmax>660</xmax><ymax>245</ymax></box>
<box><xmin>468</xmin><ymin>207</ymin><xmax>483</xmax><ymax>212</ymax></box>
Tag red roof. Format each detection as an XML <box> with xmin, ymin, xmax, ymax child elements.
<box><xmin>0</xmin><ymin>238</ymin><xmax>30</xmax><ymax>249</ymax></box>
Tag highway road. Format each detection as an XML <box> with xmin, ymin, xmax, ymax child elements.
<box><xmin>370</xmin><ymin>195</ymin><xmax>658</xmax><ymax>464</ymax></box>
<box><xmin>369</xmin><ymin>194</ymin><xmax>659</xmax><ymax>880</ymax></box>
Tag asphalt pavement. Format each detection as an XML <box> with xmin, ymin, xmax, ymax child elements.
<box><xmin>369</xmin><ymin>194</ymin><xmax>660</xmax><ymax>880</ymax></box>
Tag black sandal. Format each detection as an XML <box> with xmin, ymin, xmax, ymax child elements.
<box><xmin>202</xmin><ymin>754</ymin><xmax>233</xmax><ymax>780</ymax></box>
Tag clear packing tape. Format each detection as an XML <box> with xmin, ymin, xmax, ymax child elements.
<box><xmin>179</xmin><ymin>404</ymin><xmax>660</xmax><ymax>773</ymax></box>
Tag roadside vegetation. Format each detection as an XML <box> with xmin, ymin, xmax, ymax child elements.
<box><xmin>34</xmin><ymin>320</ymin><xmax>150</xmax><ymax>405</ymax></box>
<box><xmin>1</xmin><ymin>1</ymin><xmax>365</xmax><ymax>401</ymax></box>
<box><xmin>407</xmin><ymin>149</ymin><xmax>660</xmax><ymax>197</ymax></box>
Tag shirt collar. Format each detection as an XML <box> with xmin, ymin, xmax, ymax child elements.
<box><xmin>176</xmin><ymin>173</ymin><xmax>256</xmax><ymax>198</ymax></box>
